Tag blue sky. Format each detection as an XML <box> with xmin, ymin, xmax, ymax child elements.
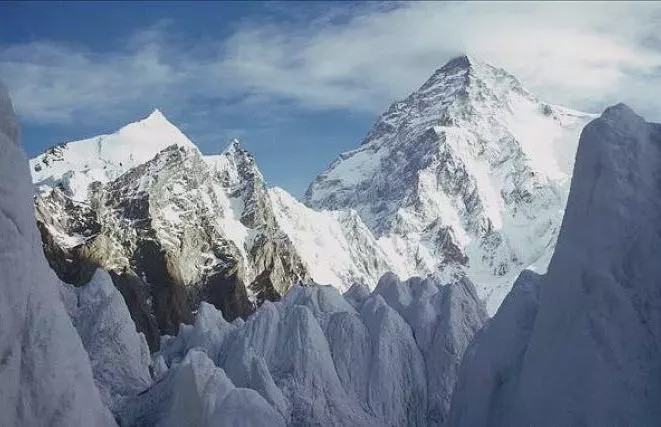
<box><xmin>1</xmin><ymin>1</ymin><xmax>378</xmax><ymax>196</ymax></box>
<box><xmin>2</xmin><ymin>1</ymin><xmax>660</xmax><ymax>196</ymax></box>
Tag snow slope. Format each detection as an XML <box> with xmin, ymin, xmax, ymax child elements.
<box><xmin>269</xmin><ymin>187</ymin><xmax>401</xmax><ymax>289</ymax></box>
<box><xmin>306</xmin><ymin>55</ymin><xmax>594</xmax><ymax>313</ymax></box>
<box><xmin>450</xmin><ymin>104</ymin><xmax>661</xmax><ymax>426</ymax></box>
<box><xmin>0</xmin><ymin>81</ymin><xmax>115</xmax><ymax>426</ymax></box>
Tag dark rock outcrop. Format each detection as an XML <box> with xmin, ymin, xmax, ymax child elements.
<box><xmin>35</xmin><ymin>143</ymin><xmax>311</xmax><ymax>350</ymax></box>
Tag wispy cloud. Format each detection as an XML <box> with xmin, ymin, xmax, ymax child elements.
<box><xmin>2</xmin><ymin>1</ymin><xmax>661</xmax><ymax>126</ymax></box>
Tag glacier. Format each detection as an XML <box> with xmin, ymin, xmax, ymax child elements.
<box><xmin>117</xmin><ymin>272</ymin><xmax>486</xmax><ymax>426</ymax></box>
<box><xmin>53</xmin><ymin>265</ymin><xmax>487</xmax><ymax>426</ymax></box>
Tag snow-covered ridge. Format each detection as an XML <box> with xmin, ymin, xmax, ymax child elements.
<box><xmin>269</xmin><ymin>187</ymin><xmax>399</xmax><ymax>289</ymax></box>
<box><xmin>306</xmin><ymin>55</ymin><xmax>595</xmax><ymax>313</ymax></box>
<box><xmin>30</xmin><ymin>108</ymin><xmax>196</xmax><ymax>200</ymax></box>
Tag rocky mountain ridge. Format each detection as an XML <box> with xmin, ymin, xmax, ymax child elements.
<box><xmin>6</xmin><ymin>54</ymin><xmax>660</xmax><ymax>427</ymax></box>
<box><xmin>31</xmin><ymin>55</ymin><xmax>595</xmax><ymax>350</ymax></box>
<box><xmin>31</xmin><ymin>111</ymin><xmax>395</xmax><ymax>349</ymax></box>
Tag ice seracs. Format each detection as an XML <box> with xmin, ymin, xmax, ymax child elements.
<box><xmin>449</xmin><ymin>270</ymin><xmax>542</xmax><ymax>426</ymax></box>
<box><xmin>450</xmin><ymin>104</ymin><xmax>661</xmax><ymax>426</ymax></box>
<box><xmin>0</xmin><ymin>81</ymin><xmax>115</xmax><ymax>426</ymax></box>
<box><xmin>60</xmin><ymin>269</ymin><xmax>152</xmax><ymax>414</ymax></box>
<box><xmin>137</xmin><ymin>272</ymin><xmax>486</xmax><ymax>426</ymax></box>
<box><xmin>306</xmin><ymin>55</ymin><xmax>594</xmax><ymax>313</ymax></box>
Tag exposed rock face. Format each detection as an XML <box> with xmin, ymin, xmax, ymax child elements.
<box><xmin>0</xmin><ymin>81</ymin><xmax>115</xmax><ymax>426</ymax></box>
<box><xmin>34</xmin><ymin>137</ymin><xmax>311</xmax><ymax>349</ymax></box>
<box><xmin>144</xmin><ymin>273</ymin><xmax>487</xmax><ymax>426</ymax></box>
<box><xmin>30</xmin><ymin>109</ymin><xmax>424</xmax><ymax>351</ymax></box>
<box><xmin>306</xmin><ymin>55</ymin><xmax>593</xmax><ymax>312</ymax></box>
<box><xmin>450</xmin><ymin>104</ymin><xmax>661</xmax><ymax>426</ymax></box>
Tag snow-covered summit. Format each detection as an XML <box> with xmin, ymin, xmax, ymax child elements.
<box><xmin>30</xmin><ymin>108</ymin><xmax>196</xmax><ymax>200</ymax></box>
<box><xmin>306</xmin><ymin>55</ymin><xmax>594</xmax><ymax>312</ymax></box>
<box><xmin>205</xmin><ymin>138</ymin><xmax>266</xmax><ymax>196</ymax></box>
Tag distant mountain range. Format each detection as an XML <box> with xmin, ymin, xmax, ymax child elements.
<box><xmin>29</xmin><ymin>56</ymin><xmax>593</xmax><ymax>348</ymax></box>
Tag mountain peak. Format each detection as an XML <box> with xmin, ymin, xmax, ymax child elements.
<box><xmin>306</xmin><ymin>54</ymin><xmax>592</xmax><ymax>313</ymax></box>
<box><xmin>438</xmin><ymin>54</ymin><xmax>475</xmax><ymax>72</ymax></box>
<box><xmin>144</xmin><ymin>108</ymin><xmax>166</xmax><ymax>122</ymax></box>
<box><xmin>600</xmin><ymin>102</ymin><xmax>641</xmax><ymax>123</ymax></box>
<box><xmin>30</xmin><ymin>106</ymin><xmax>197</xmax><ymax>199</ymax></box>
<box><xmin>419</xmin><ymin>54</ymin><xmax>523</xmax><ymax>97</ymax></box>
<box><xmin>134</xmin><ymin>108</ymin><xmax>179</xmax><ymax>131</ymax></box>
<box><xmin>418</xmin><ymin>55</ymin><xmax>473</xmax><ymax>91</ymax></box>
<box><xmin>226</xmin><ymin>138</ymin><xmax>242</xmax><ymax>151</ymax></box>
<box><xmin>103</xmin><ymin>108</ymin><xmax>195</xmax><ymax>161</ymax></box>
<box><xmin>222</xmin><ymin>138</ymin><xmax>252</xmax><ymax>161</ymax></box>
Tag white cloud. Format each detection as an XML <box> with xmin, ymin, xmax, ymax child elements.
<box><xmin>0</xmin><ymin>39</ymin><xmax>183</xmax><ymax>123</ymax></box>
<box><xmin>217</xmin><ymin>1</ymin><xmax>661</xmax><ymax>115</ymax></box>
<box><xmin>1</xmin><ymin>1</ymin><xmax>661</xmax><ymax>125</ymax></box>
